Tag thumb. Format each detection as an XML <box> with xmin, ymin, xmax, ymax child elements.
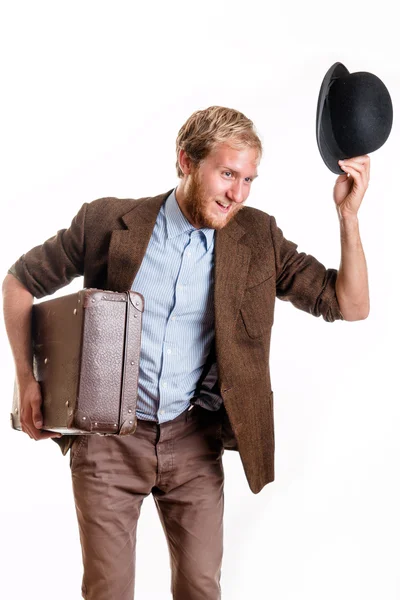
<box><xmin>32</xmin><ymin>404</ymin><xmax>43</xmax><ymax>429</ymax></box>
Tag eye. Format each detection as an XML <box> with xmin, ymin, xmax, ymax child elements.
<box><xmin>223</xmin><ymin>171</ymin><xmax>233</xmax><ymax>178</ymax></box>
<box><xmin>244</xmin><ymin>177</ymin><xmax>253</xmax><ymax>183</ymax></box>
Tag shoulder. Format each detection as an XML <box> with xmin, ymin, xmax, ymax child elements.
<box><xmin>83</xmin><ymin>195</ymin><xmax>150</xmax><ymax>229</ymax></box>
<box><xmin>237</xmin><ymin>205</ymin><xmax>273</xmax><ymax>225</ymax></box>
<box><xmin>235</xmin><ymin>205</ymin><xmax>274</xmax><ymax>239</ymax></box>
<box><xmin>87</xmin><ymin>196</ymin><xmax>147</xmax><ymax>216</ymax></box>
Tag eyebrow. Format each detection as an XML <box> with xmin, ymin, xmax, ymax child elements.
<box><xmin>219</xmin><ymin>166</ymin><xmax>259</xmax><ymax>179</ymax></box>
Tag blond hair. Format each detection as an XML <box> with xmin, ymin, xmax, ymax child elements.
<box><xmin>175</xmin><ymin>105</ymin><xmax>262</xmax><ymax>178</ymax></box>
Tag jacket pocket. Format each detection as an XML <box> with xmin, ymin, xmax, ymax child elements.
<box><xmin>240</xmin><ymin>276</ymin><xmax>275</xmax><ymax>338</ymax></box>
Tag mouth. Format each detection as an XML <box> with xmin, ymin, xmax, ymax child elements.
<box><xmin>215</xmin><ymin>200</ymin><xmax>232</xmax><ymax>214</ymax></box>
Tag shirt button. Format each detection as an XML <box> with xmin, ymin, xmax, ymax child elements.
<box><xmin>160</xmin><ymin>410</ymin><xmax>165</xmax><ymax>415</ymax></box>
<box><xmin>167</xmin><ymin>349</ymin><xmax>172</xmax><ymax>354</ymax></box>
<box><xmin>162</xmin><ymin>382</ymin><xmax>167</xmax><ymax>388</ymax></box>
<box><xmin>171</xmin><ymin>316</ymin><xmax>176</xmax><ymax>321</ymax></box>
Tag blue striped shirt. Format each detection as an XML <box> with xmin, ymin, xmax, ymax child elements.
<box><xmin>131</xmin><ymin>188</ymin><xmax>222</xmax><ymax>423</ymax></box>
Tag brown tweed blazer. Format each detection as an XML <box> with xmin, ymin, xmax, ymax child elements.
<box><xmin>8</xmin><ymin>189</ymin><xmax>343</xmax><ymax>494</ymax></box>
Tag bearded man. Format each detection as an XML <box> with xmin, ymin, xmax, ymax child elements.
<box><xmin>2</xmin><ymin>105</ymin><xmax>370</xmax><ymax>600</ymax></box>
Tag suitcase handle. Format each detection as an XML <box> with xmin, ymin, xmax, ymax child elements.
<box><xmin>118</xmin><ymin>291</ymin><xmax>143</xmax><ymax>435</ymax></box>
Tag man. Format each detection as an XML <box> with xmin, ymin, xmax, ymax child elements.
<box><xmin>2</xmin><ymin>105</ymin><xmax>370</xmax><ymax>600</ymax></box>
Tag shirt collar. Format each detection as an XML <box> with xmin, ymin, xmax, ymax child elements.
<box><xmin>164</xmin><ymin>188</ymin><xmax>215</xmax><ymax>251</ymax></box>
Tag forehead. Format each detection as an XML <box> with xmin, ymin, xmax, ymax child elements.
<box><xmin>207</xmin><ymin>142</ymin><xmax>259</xmax><ymax>172</ymax></box>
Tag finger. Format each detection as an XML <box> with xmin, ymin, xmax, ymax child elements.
<box><xmin>20</xmin><ymin>412</ymin><xmax>37</xmax><ymax>439</ymax></box>
<box><xmin>339</xmin><ymin>165</ymin><xmax>361</xmax><ymax>189</ymax></box>
<box><xmin>339</xmin><ymin>162</ymin><xmax>368</xmax><ymax>189</ymax></box>
<box><xmin>35</xmin><ymin>431</ymin><xmax>63</xmax><ymax>440</ymax></box>
<box><xmin>340</xmin><ymin>158</ymin><xmax>370</xmax><ymax>187</ymax></box>
<box><xmin>339</xmin><ymin>159</ymin><xmax>365</xmax><ymax>173</ymax></box>
<box><xmin>21</xmin><ymin>425</ymin><xmax>33</xmax><ymax>439</ymax></box>
<box><xmin>357</xmin><ymin>155</ymin><xmax>371</xmax><ymax>181</ymax></box>
<box><xmin>21</xmin><ymin>424</ymin><xmax>62</xmax><ymax>441</ymax></box>
<box><xmin>342</xmin><ymin>155</ymin><xmax>369</xmax><ymax>165</ymax></box>
<box><xmin>20</xmin><ymin>412</ymin><xmax>48</xmax><ymax>440</ymax></box>
<box><xmin>22</xmin><ymin>417</ymin><xmax>41</xmax><ymax>438</ymax></box>
<box><xmin>31</xmin><ymin>399</ymin><xmax>43</xmax><ymax>429</ymax></box>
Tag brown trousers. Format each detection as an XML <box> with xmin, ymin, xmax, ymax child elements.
<box><xmin>70</xmin><ymin>404</ymin><xmax>225</xmax><ymax>599</ymax></box>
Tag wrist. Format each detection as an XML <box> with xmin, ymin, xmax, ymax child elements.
<box><xmin>337</xmin><ymin>208</ymin><xmax>359</xmax><ymax>227</ymax></box>
<box><xmin>338</xmin><ymin>212</ymin><xmax>361</xmax><ymax>248</ymax></box>
<box><xmin>16</xmin><ymin>369</ymin><xmax>36</xmax><ymax>385</ymax></box>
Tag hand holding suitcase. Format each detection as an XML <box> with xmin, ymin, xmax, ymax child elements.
<box><xmin>11</xmin><ymin>289</ymin><xmax>144</xmax><ymax>436</ymax></box>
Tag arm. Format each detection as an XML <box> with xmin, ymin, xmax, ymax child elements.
<box><xmin>2</xmin><ymin>274</ymin><xmax>61</xmax><ymax>440</ymax></box>
<box><xmin>334</xmin><ymin>157</ymin><xmax>371</xmax><ymax>321</ymax></box>
<box><xmin>3</xmin><ymin>201</ymin><xmax>88</xmax><ymax>440</ymax></box>
<box><xmin>335</xmin><ymin>215</ymin><xmax>369</xmax><ymax>321</ymax></box>
<box><xmin>8</xmin><ymin>201</ymin><xmax>88</xmax><ymax>298</ymax></box>
<box><xmin>270</xmin><ymin>214</ymin><xmax>344</xmax><ymax>323</ymax></box>
<box><xmin>271</xmin><ymin>155</ymin><xmax>371</xmax><ymax>323</ymax></box>
<box><xmin>2</xmin><ymin>274</ymin><xmax>34</xmax><ymax>381</ymax></box>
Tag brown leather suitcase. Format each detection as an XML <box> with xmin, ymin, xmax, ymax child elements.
<box><xmin>10</xmin><ymin>288</ymin><xmax>144</xmax><ymax>436</ymax></box>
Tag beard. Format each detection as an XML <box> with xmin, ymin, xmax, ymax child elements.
<box><xmin>183</xmin><ymin>169</ymin><xmax>243</xmax><ymax>230</ymax></box>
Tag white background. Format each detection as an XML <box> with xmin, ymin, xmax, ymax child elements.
<box><xmin>1</xmin><ymin>1</ymin><xmax>399</xmax><ymax>598</ymax></box>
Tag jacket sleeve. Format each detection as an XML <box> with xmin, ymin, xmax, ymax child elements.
<box><xmin>270</xmin><ymin>215</ymin><xmax>344</xmax><ymax>322</ymax></box>
<box><xmin>7</xmin><ymin>202</ymin><xmax>89</xmax><ymax>299</ymax></box>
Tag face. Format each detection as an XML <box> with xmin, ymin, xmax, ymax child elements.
<box><xmin>177</xmin><ymin>143</ymin><xmax>259</xmax><ymax>230</ymax></box>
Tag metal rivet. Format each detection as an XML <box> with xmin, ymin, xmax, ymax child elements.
<box><xmin>134</xmin><ymin>314</ymin><xmax>137</xmax><ymax>318</ymax></box>
<box><xmin>65</xmin><ymin>401</ymin><xmax>69</xmax><ymax>407</ymax></box>
<box><xmin>44</xmin><ymin>358</ymin><xmax>48</xmax><ymax>364</ymax></box>
<box><xmin>131</xmin><ymin>361</ymin><xmax>135</xmax><ymax>365</ymax></box>
<box><xmin>82</xmin><ymin>416</ymin><xmax>86</xmax><ymax>421</ymax></box>
<box><xmin>128</xmin><ymin>409</ymin><xmax>132</xmax><ymax>414</ymax></box>
<box><xmin>129</xmin><ymin>420</ymin><xmax>133</xmax><ymax>424</ymax></box>
<box><xmin>94</xmin><ymin>422</ymin><xmax>98</xmax><ymax>426</ymax></box>
<box><xmin>91</xmin><ymin>299</ymin><xmax>95</xmax><ymax>303</ymax></box>
<box><xmin>78</xmin><ymin>298</ymin><xmax>81</xmax><ymax>303</ymax></box>
<box><xmin>15</xmin><ymin>408</ymin><xmax>18</xmax><ymax>414</ymax></box>
<box><xmin>135</xmin><ymin>301</ymin><xmax>140</xmax><ymax>306</ymax></box>
<box><xmin>73</xmin><ymin>308</ymin><xmax>77</xmax><ymax>315</ymax></box>
<box><xmin>114</xmin><ymin>424</ymin><xmax>117</xmax><ymax>427</ymax></box>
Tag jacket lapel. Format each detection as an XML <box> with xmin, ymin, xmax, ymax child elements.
<box><xmin>214</xmin><ymin>221</ymin><xmax>251</xmax><ymax>368</ymax></box>
<box><xmin>107</xmin><ymin>190</ymin><xmax>172</xmax><ymax>291</ymax></box>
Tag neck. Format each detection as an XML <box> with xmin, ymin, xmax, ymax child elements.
<box><xmin>175</xmin><ymin>181</ymin><xmax>198</xmax><ymax>228</ymax></box>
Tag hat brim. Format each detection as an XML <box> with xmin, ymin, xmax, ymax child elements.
<box><xmin>316</xmin><ymin>62</ymin><xmax>350</xmax><ymax>174</ymax></box>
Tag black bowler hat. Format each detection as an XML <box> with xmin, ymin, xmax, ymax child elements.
<box><xmin>316</xmin><ymin>62</ymin><xmax>393</xmax><ymax>174</ymax></box>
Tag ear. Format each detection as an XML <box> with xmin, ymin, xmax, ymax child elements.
<box><xmin>178</xmin><ymin>149</ymin><xmax>194</xmax><ymax>176</ymax></box>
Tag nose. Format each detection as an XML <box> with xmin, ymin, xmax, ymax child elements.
<box><xmin>226</xmin><ymin>180</ymin><xmax>245</xmax><ymax>204</ymax></box>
